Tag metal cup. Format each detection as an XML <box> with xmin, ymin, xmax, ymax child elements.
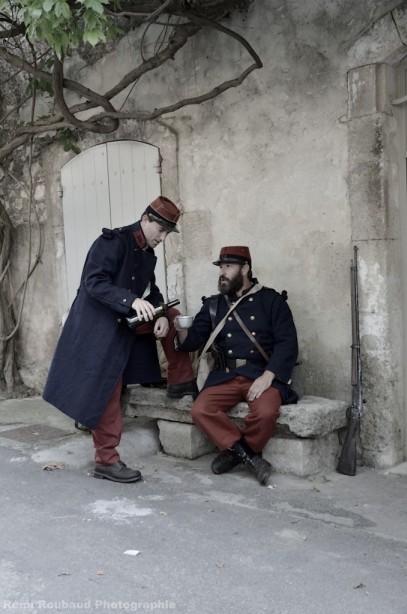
<box><xmin>176</xmin><ymin>315</ymin><xmax>194</xmax><ymax>328</ymax></box>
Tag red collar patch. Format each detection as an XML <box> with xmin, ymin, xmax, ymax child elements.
<box><xmin>133</xmin><ymin>229</ymin><xmax>147</xmax><ymax>249</ymax></box>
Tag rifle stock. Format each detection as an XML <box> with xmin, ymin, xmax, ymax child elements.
<box><xmin>337</xmin><ymin>407</ymin><xmax>358</xmax><ymax>476</ymax></box>
<box><xmin>337</xmin><ymin>246</ymin><xmax>363</xmax><ymax>476</ymax></box>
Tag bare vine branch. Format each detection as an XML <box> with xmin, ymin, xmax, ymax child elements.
<box><xmin>53</xmin><ymin>55</ymin><xmax>120</xmax><ymax>133</ymax></box>
<box><xmin>0</xmin><ymin>6</ymin><xmax>260</xmax><ymax>163</ymax></box>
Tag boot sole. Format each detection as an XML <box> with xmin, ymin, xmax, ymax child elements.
<box><xmin>244</xmin><ymin>460</ymin><xmax>272</xmax><ymax>486</ymax></box>
<box><xmin>166</xmin><ymin>392</ymin><xmax>198</xmax><ymax>399</ymax></box>
<box><xmin>211</xmin><ymin>462</ymin><xmax>241</xmax><ymax>475</ymax></box>
<box><xmin>258</xmin><ymin>466</ymin><xmax>272</xmax><ymax>486</ymax></box>
<box><xmin>93</xmin><ymin>472</ymin><xmax>143</xmax><ymax>483</ymax></box>
<box><xmin>257</xmin><ymin>461</ymin><xmax>272</xmax><ymax>486</ymax></box>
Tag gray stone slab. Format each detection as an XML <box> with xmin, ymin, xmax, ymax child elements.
<box><xmin>125</xmin><ymin>387</ymin><xmax>347</xmax><ymax>438</ymax></box>
<box><xmin>157</xmin><ymin>420</ymin><xmax>215</xmax><ymax>459</ymax></box>
<box><xmin>264</xmin><ymin>432</ymin><xmax>341</xmax><ymax>476</ymax></box>
<box><xmin>275</xmin><ymin>396</ymin><xmax>348</xmax><ymax>438</ymax></box>
<box><xmin>124</xmin><ymin>388</ymin><xmax>194</xmax><ymax>423</ymax></box>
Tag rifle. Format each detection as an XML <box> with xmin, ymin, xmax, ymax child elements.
<box><xmin>337</xmin><ymin>246</ymin><xmax>363</xmax><ymax>476</ymax></box>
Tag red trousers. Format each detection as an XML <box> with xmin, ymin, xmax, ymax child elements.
<box><xmin>134</xmin><ymin>307</ymin><xmax>194</xmax><ymax>384</ymax></box>
<box><xmin>92</xmin><ymin>307</ymin><xmax>194</xmax><ymax>465</ymax></box>
<box><xmin>191</xmin><ymin>375</ymin><xmax>282</xmax><ymax>453</ymax></box>
<box><xmin>93</xmin><ymin>377</ymin><xmax>123</xmax><ymax>465</ymax></box>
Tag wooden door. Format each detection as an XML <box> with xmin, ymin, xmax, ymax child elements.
<box><xmin>61</xmin><ymin>141</ymin><xmax>164</xmax><ymax>306</ymax></box>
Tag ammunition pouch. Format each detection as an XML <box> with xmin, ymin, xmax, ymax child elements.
<box><xmin>210</xmin><ymin>344</ymin><xmax>226</xmax><ymax>370</ymax></box>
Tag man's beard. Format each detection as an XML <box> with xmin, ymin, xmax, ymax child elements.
<box><xmin>218</xmin><ymin>270</ymin><xmax>244</xmax><ymax>296</ymax></box>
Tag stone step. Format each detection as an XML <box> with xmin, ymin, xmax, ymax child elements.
<box><xmin>122</xmin><ymin>386</ymin><xmax>348</xmax><ymax>477</ymax></box>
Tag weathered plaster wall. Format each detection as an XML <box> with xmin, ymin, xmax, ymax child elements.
<box><xmin>175</xmin><ymin>9</ymin><xmax>351</xmax><ymax>402</ymax></box>
<box><xmin>3</xmin><ymin>0</ymin><xmax>407</xmax><ymax>467</ymax></box>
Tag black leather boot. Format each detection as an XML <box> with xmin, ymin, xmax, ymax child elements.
<box><xmin>211</xmin><ymin>449</ymin><xmax>241</xmax><ymax>474</ymax></box>
<box><xmin>93</xmin><ymin>461</ymin><xmax>143</xmax><ymax>483</ymax></box>
<box><xmin>231</xmin><ymin>441</ymin><xmax>272</xmax><ymax>486</ymax></box>
<box><xmin>167</xmin><ymin>379</ymin><xmax>198</xmax><ymax>399</ymax></box>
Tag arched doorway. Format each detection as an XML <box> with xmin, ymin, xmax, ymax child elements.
<box><xmin>60</xmin><ymin>140</ymin><xmax>165</xmax><ymax>307</ymax></box>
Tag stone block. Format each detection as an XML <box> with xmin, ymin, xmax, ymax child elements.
<box><xmin>229</xmin><ymin>396</ymin><xmax>347</xmax><ymax>438</ymax></box>
<box><xmin>157</xmin><ymin>420</ymin><xmax>215</xmax><ymax>459</ymax></box>
<box><xmin>347</xmin><ymin>16</ymin><xmax>403</xmax><ymax>71</ymax></box>
<box><xmin>263</xmin><ymin>432</ymin><xmax>340</xmax><ymax>477</ymax></box>
<box><xmin>124</xmin><ymin>387</ymin><xmax>194</xmax><ymax>423</ymax></box>
<box><xmin>348</xmin><ymin>64</ymin><xmax>396</xmax><ymax>119</ymax></box>
<box><xmin>348</xmin><ymin>114</ymin><xmax>399</xmax><ymax>242</ymax></box>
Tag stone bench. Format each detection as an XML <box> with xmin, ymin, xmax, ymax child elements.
<box><xmin>122</xmin><ymin>386</ymin><xmax>348</xmax><ymax>477</ymax></box>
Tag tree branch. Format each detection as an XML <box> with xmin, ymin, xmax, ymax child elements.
<box><xmin>0</xmin><ymin>23</ymin><xmax>25</xmax><ymax>38</ymax></box>
<box><xmin>0</xmin><ymin>1</ymin><xmax>261</xmax><ymax>162</ymax></box>
<box><xmin>53</xmin><ymin>55</ymin><xmax>119</xmax><ymax>134</ymax></box>
<box><xmin>103</xmin><ymin>21</ymin><xmax>201</xmax><ymax>101</ymax></box>
<box><xmin>106</xmin><ymin>0</ymin><xmax>173</xmax><ymax>21</ymax></box>
<box><xmin>0</xmin><ymin>21</ymin><xmax>200</xmax><ymax>125</ymax></box>
<box><xmin>0</xmin><ymin>46</ymin><xmax>120</xmax><ymax>114</ymax></box>
<box><xmin>186</xmin><ymin>8</ymin><xmax>262</xmax><ymax>68</ymax></box>
<box><xmin>82</xmin><ymin>61</ymin><xmax>260</xmax><ymax>122</ymax></box>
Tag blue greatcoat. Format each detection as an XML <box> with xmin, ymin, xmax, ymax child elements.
<box><xmin>178</xmin><ymin>286</ymin><xmax>299</xmax><ymax>404</ymax></box>
<box><xmin>43</xmin><ymin>222</ymin><xmax>163</xmax><ymax>428</ymax></box>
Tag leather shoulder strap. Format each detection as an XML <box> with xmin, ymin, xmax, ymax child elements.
<box><xmin>209</xmin><ymin>295</ymin><xmax>218</xmax><ymax>330</ymax></box>
<box><xmin>232</xmin><ymin>309</ymin><xmax>269</xmax><ymax>361</ymax></box>
<box><xmin>199</xmin><ymin>284</ymin><xmax>263</xmax><ymax>358</ymax></box>
<box><xmin>224</xmin><ymin>286</ymin><xmax>269</xmax><ymax>361</ymax></box>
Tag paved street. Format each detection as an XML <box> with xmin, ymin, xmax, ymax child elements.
<box><xmin>0</xmin><ymin>397</ymin><xmax>406</xmax><ymax>614</ymax></box>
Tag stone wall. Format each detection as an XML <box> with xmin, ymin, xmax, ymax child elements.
<box><xmin>2</xmin><ymin>0</ymin><xmax>406</xmax><ymax>467</ymax></box>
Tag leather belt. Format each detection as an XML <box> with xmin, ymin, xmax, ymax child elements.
<box><xmin>225</xmin><ymin>358</ymin><xmax>247</xmax><ymax>370</ymax></box>
<box><xmin>225</xmin><ymin>357</ymin><xmax>266</xmax><ymax>371</ymax></box>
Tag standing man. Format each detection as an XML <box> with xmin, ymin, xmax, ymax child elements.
<box><xmin>175</xmin><ymin>246</ymin><xmax>298</xmax><ymax>486</ymax></box>
<box><xmin>43</xmin><ymin>196</ymin><xmax>197</xmax><ymax>483</ymax></box>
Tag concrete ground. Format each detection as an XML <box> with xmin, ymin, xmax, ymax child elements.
<box><xmin>0</xmin><ymin>396</ymin><xmax>406</xmax><ymax>614</ymax></box>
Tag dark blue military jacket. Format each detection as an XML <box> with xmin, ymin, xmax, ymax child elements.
<box><xmin>43</xmin><ymin>222</ymin><xmax>163</xmax><ymax>428</ymax></box>
<box><xmin>179</xmin><ymin>286</ymin><xmax>299</xmax><ymax>404</ymax></box>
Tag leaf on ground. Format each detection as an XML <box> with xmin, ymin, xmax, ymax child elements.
<box><xmin>43</xmin><ymin>462</ymin><xmax>65</xmax><ymax>470</ymax></box>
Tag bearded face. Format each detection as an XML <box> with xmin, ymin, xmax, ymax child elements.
<box><xmin>218</xmin><ymin>265</ymin><xmax>244</xmax><ymax>296</ymax></box>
